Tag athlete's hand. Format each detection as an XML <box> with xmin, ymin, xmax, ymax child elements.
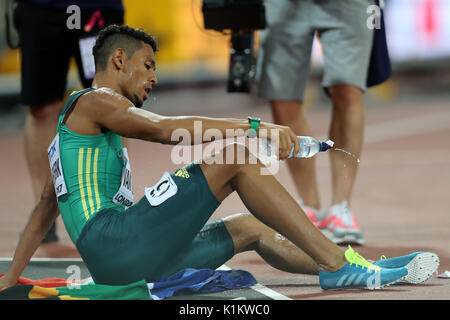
<box><xmin>0</xmin><ymin>274</ymin><xmax>16</xmax><ymax>291</ymax></box>
<box><xmin>258</xmin><ymin>122</ymin><xmax>299</xmax><ymax>160</ymax></box>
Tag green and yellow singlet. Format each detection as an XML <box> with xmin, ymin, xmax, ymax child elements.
<box><xmin>51</xmin><ymin>88</ymin><xmax>129</xmax><ymax>243</ymax></box>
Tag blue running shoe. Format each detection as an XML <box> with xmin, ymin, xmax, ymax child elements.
<box><xmin>373</xmin><ymin>252</ymin><xmax>439</xmax><ymax>284</ymax></box>
<box><xmin>319</xmin><ymin>246</ymin><xmax>408</xmax><ymax>290</ymax></box>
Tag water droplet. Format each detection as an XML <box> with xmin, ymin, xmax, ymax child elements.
<box><xmin>333</xmin><ymin>148</ymin><xmax>361</xmax><ymax>164</ymax></box>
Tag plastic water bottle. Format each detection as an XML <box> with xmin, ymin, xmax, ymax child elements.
<box><xmin>289</xmin><ymin>136</ymin><xmax>334</xmax><ymax>158</ymax></box>
<box><xmin>259</xmin><ymin>136</ymin><xmax>334</xmax><ymax>159</ymax></box>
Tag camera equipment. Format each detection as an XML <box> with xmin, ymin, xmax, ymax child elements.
<box><xmin>227</xmin><ymin>31</ymin><xmax>255</xmax><ymax>93</ymax></box>
<box><xmin>202</xmin><ymin>0</ymin><xmax>266</xmax><ymax>31</ymax></box>
<box><xmin>202</xmin><ymin>0</ymin><xmax>266</xmax><ymax>93</ymax></box>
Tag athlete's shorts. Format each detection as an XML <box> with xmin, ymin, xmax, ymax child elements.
<box><xmin>256</xmin><ymin>0</ymin><xmax>375</xmax><ymax>101</ymax></box>
<box><xmin>14</xmin><ymin>2</ymin><xmax>124</xmax><ymax>106</ymax></box>
<box><xmin>76</xmin><ymin>163</ymin><xmax>235</xmax><ymax>285</ymax></box>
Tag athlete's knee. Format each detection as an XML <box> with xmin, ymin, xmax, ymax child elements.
<box><xmin>270</xmin><ymin>100</ymin><xmax>304</xmax><ymax>126</ymax></box>
<box><xmin>222</xmin><ymin>213</ymin><xmax>262</xmax><ymax>253</ymax></box>
<box><xmin>228</xmin><ymin>212</ymin><xmax>257</xmax><ymax>228</ymax></box>
<box><xmin>328</xmin><ymin>85</ymin><xmax>363</xmax><ymax>109</ymax></box>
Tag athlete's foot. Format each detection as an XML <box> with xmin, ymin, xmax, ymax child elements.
<box><xmin>319</xmin><ymin>246</ymin><xmax>408</xmax><ymax>290</ymax></box>
<box><xmin>373</xmin><ymin>252</ymin><xmax>440</xmax><ymax>284</ymax></box>
<box><xmin>318</xmin><ymin>249</ymin><xmax>348</xmax><ymax>273</ymax></box>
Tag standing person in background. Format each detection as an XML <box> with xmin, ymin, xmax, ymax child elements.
<box><xmin>256</xmin><ymin>0</ymin><xmax>380</xmax><ymax>245</ymax></box>
<box><xmin>13</xmin><ymin>0</ymin><xmax>124</xmax><ymax>255</ymax></box>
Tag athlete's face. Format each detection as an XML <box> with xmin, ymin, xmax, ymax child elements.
<box><xmin>121</xmin><ymin>42</ymin><xmax>157</xmax><ymax>108</ymax></box>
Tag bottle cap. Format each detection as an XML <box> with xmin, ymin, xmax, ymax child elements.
<box><xmin>320</xmin><ymin>140</ymin><xmax>334</xmax><ymax>152</ymax></box>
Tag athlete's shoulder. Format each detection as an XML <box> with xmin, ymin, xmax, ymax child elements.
<box><xmin>79</xmin><ymin>87</ymin><xmax>133</xmax><ymax>112</ymax></box>
<box><xmin>64</xmin><ymin>88</ymin><xmax>134</xmax><ymax>134</ymax></box>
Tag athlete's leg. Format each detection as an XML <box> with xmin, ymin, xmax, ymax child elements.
<box><xmin>199</xmin><ymin>143</ymin><xmax>346</xmax><ymax>272</ymax></box>
<box><xmin>223</xmin><ymin>213</ymin><xmax>319</xmax><ymax>275</ymax></box>
<box><xmin>270</xmin><ymin>100</ymin><xmax>321</xmax><ymax>209</ymax></box>
<box><xmin>157</xmin><ymin>213</ymin><xmax>319</xmax><ymax>277</ymax></box>
<box><xmin>157</xmin><ymin>219</ymin><xmax>235</xmax><ymax>278</ymax></box>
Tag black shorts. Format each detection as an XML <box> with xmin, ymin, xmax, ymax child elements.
<box><xmin>14</xmin><ymin>2</ymin><xmax>124</xmax><ymax>106</ymax></box>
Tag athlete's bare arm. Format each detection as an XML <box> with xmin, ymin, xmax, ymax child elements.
<box><xmin>0</xmin><ymin>175</ymin><xmax>59</xmax><ymax>288</ymax></box>
<box><xmin>65</xmin><ymin>88</ymin><xmax>299</xmax><ymax>160</ymax></box>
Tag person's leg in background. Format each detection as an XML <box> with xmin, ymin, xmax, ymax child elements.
<box><xmin>257</xmin><ymin>0</ymin><xmax>327</xmax><ymax>225</ymax></box>
<box><xmin>24</xmin><ymin>102</ymin><xmax>63</xmax><ymax>203</ymax></box>
<box><xmin>323</xmin><ymin>84</ymin><xmax>366</xmax><ymax>245</ymax></box>
<box><xmin>14</xmin><ymin>2</ymin><xmax>77</xmax><ymax>252</ymax></box>
<box><xmin>24</xmin><ymin>101</ymin><xmax>64</xmax><ymax>243</ymax></box>
<box><xmin>317</xmin><ymin>0</ymin><xmax>375</xmax><ymax>245</ymax></box>
<box><xmin>327</xmin><ymin>85</ymin><xmax>365</xmax><ymax>207</ymax></box>
<box><xmin>270</xmin><ymin>101</ymin><xmax>323</xmax><ymax>215</ymax></box>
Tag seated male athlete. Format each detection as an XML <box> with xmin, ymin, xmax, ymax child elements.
<box><xmin>0</xmin><ymin>25</ymin><xmax>438</xmax><ymax>291</ymax></box>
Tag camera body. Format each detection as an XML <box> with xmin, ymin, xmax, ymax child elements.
<box><xmin>202</xmin><ymin>0</ymin><xmax>266</xmax><ymax>93</ymax></box>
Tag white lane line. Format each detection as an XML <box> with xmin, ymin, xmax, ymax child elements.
<box><xmin>218</xmin><ymin>264</ymin><xmax>293</xmax><ymax>300</ymax></box>
<box><xmin>247</xmin><ymin>283</ymin><xmax>293</xmax><ymax>300</ymax></box>
<box><xmin>0</xmin><ymin>257</ymin><xmax>83</xmax><ymax>262</ymax></box>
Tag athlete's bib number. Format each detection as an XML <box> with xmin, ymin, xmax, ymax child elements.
<box><xmin>113</xmin><ymin>148</ymin><xmax>134</xmax><ymax>207</ymax></box>
<box><xmin>145</xmin><ymin>172</ymin><xmax>178</xmax><ymax>206</ymax></box>
<box><xmin>48</xmin><ymin>134</ymin><xmax>68</xmax><ymax>197</ymax></box>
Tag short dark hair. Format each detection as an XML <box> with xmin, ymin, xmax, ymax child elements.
<box><xmin>93</xmin><ymin>24</ymin><xmax>158</xmax><ymax>71</ymax></box>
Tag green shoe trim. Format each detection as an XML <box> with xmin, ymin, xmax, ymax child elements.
<box><xmin>345</xmin><ymin>245</ymin><xmax>382</xmax><ymax>272</ymax></box>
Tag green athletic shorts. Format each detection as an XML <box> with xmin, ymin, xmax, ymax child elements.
<box><xmin>76</xmin><ymin>163</ymin><xmax>235</xmax><ymax>285</ymax></box>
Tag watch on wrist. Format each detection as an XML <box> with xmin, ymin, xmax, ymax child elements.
<box><xmin>247</xmin><ymin>116</ymin><xmax>261</xmax><ymax>138</ymax></box>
